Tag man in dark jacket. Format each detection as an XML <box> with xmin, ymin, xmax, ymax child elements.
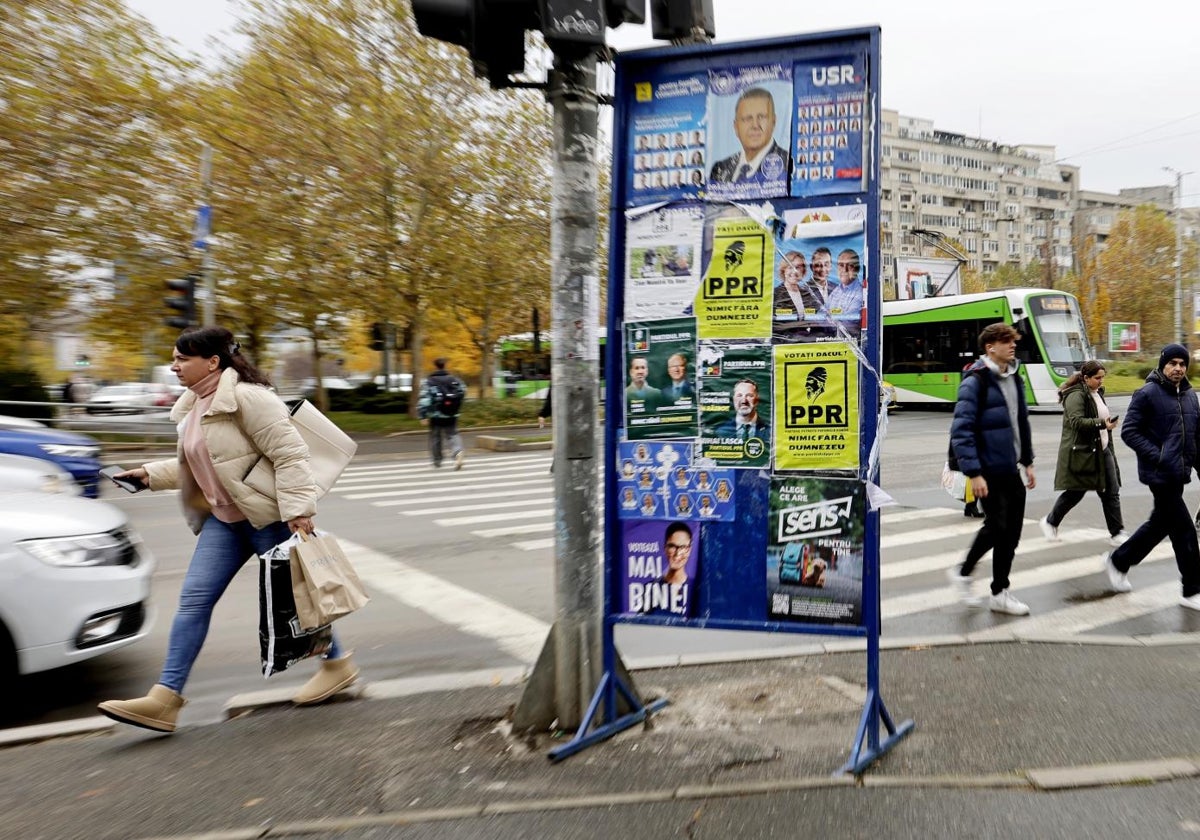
<box><xmin>1104</xmin><ymin>343</ymin><xmax>1200</xmax><ymax>608</ymax></box>
<box><xmin>946</xmin><ymin>323</ymin><xmax>1036</xmax><ymax>615</ymax></box>
<box><xmin>418</xmin><ymin>358</ymin><xmax>465</xmax><ymax>470</ymax></box>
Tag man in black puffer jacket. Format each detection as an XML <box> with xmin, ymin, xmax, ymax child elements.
<box><xmin>1104</xmin><ymin>343</ymin><xmax>1200</xmax><ymax>608</ymax></box>
<box><xmin>947</xmin><ymin>323</ymin><xmax>1036</xmax><ymax>615</ymax></box>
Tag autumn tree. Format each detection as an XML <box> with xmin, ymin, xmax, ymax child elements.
<box><xmin>1094</xmin><ymin>205</ymin><xmax>1177</xmax><ymax>350</ymax></box>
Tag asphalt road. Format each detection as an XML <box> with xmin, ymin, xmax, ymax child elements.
<box><xmin>9</xmin><ymin>399</ymin><xmax>1176</xmax><ymax>733</ymax></box>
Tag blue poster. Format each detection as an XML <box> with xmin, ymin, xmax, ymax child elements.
<box><xmin>619</xmin><ymin>519</ymin><xmax>700</xmax><ymax>617</ymax></box>
<box><xmin>616</xmin><ymin>440</ymin><xmax>736</xmax><ymax>522</ymax></box>
<box><xmin>790</xmin><ymin>53</ymin><xmax>867</xmax><ymax>198</ymax></box>
<box><xmin>705</xmin><ymin>64</ymin><xmax>794</xmax><ymax>202</ymax></box>
<box><xmin>626</xmin><ymin>71</ymin><xmax>709</xmax><ymax>207</ymax></box>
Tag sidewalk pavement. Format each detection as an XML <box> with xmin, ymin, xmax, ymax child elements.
<box><xmin>4</xmin><ymin>638</ymin><xmax>1200</xmax><ymax>839</ymax></box>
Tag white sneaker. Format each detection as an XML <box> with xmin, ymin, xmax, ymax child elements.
<box><xmin>1180</xmin><ymin>594</ymin><xmax>1200</xmax><ymax>611</ymax></box>
<box><xmin>454</xmin><ymin>451</ymin><xmax>464</xmax><ymax>471</ymax></box>
<box><xmin>988</xmin><ymin>589</ymin><xmax>1030</xmax><ymax>616</ymax></box>
<box><xmin>946</xmin><ymin>566</ymin><xmax>980</xmax><ymax>606</ymax></box>
<box><xmin>1038</xmin><ymin>516</ymin><xmax>1059</xmax><ymax>542</ymax></box>
<box><xmin>1108</xmin><ymin>531</ymin><xmax>1129</xmax><ymax>547</ymax></box>
<box><xmin>1103</xmin><ymin>552</ymin><xmax>1133</xmax><ymax>593</ymax></box>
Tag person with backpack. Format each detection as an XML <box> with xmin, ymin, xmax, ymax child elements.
<box><xmin>418</xmin><ymin>357</ymin><xmax>466</xmax><ymax>469</ymax></box>
<box><xmin>946</xmin><ymin>323</ymin><xmax>1036</xmax><ymax>616</ymax></box>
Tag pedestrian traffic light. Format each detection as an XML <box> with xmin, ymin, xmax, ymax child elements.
<box><xmin>649</xmin><ymin>0</ymin><xmax>714</xmax><ymax>40</ymax></box>
<box><xmin>164</xmin><ymin>273</ymin><xmax>199</xmax><ymax>329</ymax></box>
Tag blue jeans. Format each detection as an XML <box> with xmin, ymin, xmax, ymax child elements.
<box><xmin>159</xmin><ymin>516</ymin><xmax>342</xmax><ymax>693</ymax></box>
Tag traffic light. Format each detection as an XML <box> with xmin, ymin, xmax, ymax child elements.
<box><xmin>605</xmin><ymin>0</ymin><xmax>645</xmax><ymax>26</ymax></box>
<box><xmin>649</xmin><ymin>0</ymin><xmax>714</xmax><ymax>40</ymax></box>
<box><xmin>369</xmin><ymin>322</ymin><xmax>385</xmax><ymax>351</ymax></box>
<box><xmin>164</xmin><ymin>273</ymin><xmax>199</xmax><ymax>329</ymax></box>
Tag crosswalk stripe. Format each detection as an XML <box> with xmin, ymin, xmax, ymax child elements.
<box><xmin>435</xmin><ymin>509</ymin><xmax>552</xmax><ymax>527</ymax></box>
<box><xmin>404</xmin><ymin>498</ymin><xmax>552</xmax><ymax>516</ymax></box>
<box><xmin>967</xmin><ymin>580</ymin><xmax>1181</xmax><ymax>641</ymax></box>
<box><xmin>880</xmin><ymin>526</ymin><xmax>1111</xmax><ymax>580</ymax></box>
<box><xmin>342</xmin><ymin>478</ymin><xmax>549</xmax><ymax>499</ymax></box>
<box><xmin>362</xmin><ymin>486</ymin><xmax>548</xmax><ymax>506</ymax></box>
<box><xmin>881</xmin><ymin>507</ymin><xmax>964</xmax><ymax>524</ymax></box>
<box><xmin>472</xmin><ymin>522</ymin><xmax>556</xmax><ymax>538</ymax></box>
<box><xmin>512</xmin><ymin>538</ymin><xmax>556</xmax><ymax>551</ymax></box>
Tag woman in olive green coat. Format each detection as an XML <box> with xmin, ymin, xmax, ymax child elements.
<box><xmin>1039</xmin><ymin>360</ymin><xmax>1127</xmax><ymax>546</ymax></box>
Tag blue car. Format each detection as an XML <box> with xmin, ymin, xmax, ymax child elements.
<box><xmin>0</xmin><ymin>415</ymin><xmax>102</xmax><ymax>498</ymax></box>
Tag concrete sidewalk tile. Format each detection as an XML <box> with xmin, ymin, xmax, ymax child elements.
<box><xmin>1026</xmin><ymin>758</ymin><xmax>1199</xmax><ymax>790</ymax></box>
<box><xmin>0</xmin><ymin>715</ymin><xmax>113</xmax><ymax>748</ymax></box>
<box><xmin>365</xmin><ymin>666</ymin><xmax>528</xmax><ymax>700</ymax></box>
<box><xmin>675</xmin><ymin>776</ymin><xmax>856</xmax><ymax>799</ymax></box>
<box><xmin>965</xmin><ymin>631</ymin><xmax>1018</xmax><ymax>645</ymax></box>
<box><xmin>482</xmin><ymin>791</ymin><xmax>677</xmax><ymax>815</ymax></box>
<box><xmin>1013</xmin><ymin>633</ymin><xmax>1143</xmax><ymax>647</ymax></box>
<box><xmin>1136</xmin><ymin>631</ymin><xmax>1200</xmax><ymax>647</ymax></box>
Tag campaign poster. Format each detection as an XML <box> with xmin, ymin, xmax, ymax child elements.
<box><xmin>773</xmin><ymin>342</ymin><xmax>859</xmax><ymax>471</ymax></box>
<box><xmin>772</xmin><ymin>210</ymin><xmax>867</xmax><ymax>344</ymax></box>
<box><xmin>626</xmin><ymin>71</ymin><xmax>709</xmax><ymax>207</ymax></box>
<box><xmin>789</xmin><ymin>52</ymin><xmax>867</xmax><ymax>198</ymax></box>
<box><xmin>697</xmin><ymin>340</ymin><xmax>772</xmax><ymax>468</ymax></box>
<box><xmin>695</xmin><ymin>215</ymin><xmax>773</xmax><ymax>340</ymax></box>
<box><xmin>766</xmin><ymin>476</ymin><xmax>864</xmax><ymax>626</ymax></box>
<box><xmin>616</xmin><ymin>441</ymin><xmax>736</xmax><ymax>522</ymax></box>
<box><xmin>894</xmin><ymin>256</ymin><xmax>962</xmax><ymax>300</ymax></box>
<box><xmin>705</xmin><ymin>64</ymin><xmax>793</xmax><ymax>202</ymax></box>
<box><xmin>623</xmin><ymin>318</ymin><xmax>699</xmax><ymax>440</ymax></box>
<box><xmin>625</xmin><ymin>205</ymin><xmax>706</xmax><ymax>321</ymax></box>
<box><xmin>620</xmin><ymin>519</ymin><xmax>700</xmax><ymax>618</ymax></box>
<box><xmin>1107</xmin><ymin>322</ymin><xmax>1141</xmax><ymax>353</ymax></box>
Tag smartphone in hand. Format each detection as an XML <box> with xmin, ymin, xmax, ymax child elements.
<box><xmin>99</xmin><ymin>465</ymin><xmax>147</xmax><ymax>493</ymax></box>
<box><xmin>1110</xmin><ymin>414</ymin><xmax>1120</xmax><ymax>423</ymax></box>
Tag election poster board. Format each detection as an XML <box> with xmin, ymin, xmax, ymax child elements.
<box><xmin>607</xmin><ymin>28</ymin><xmax>881</xmax><ymax>640</ymax></box>
<box><xmin>1107</xmin><ymin>322</ymin><xmax>1140</xmax><ymax>353</ymax></box>
<box><xmin>894</xmin><ymin>256</ymin><xmax>961</xmax><ymax>301</ymax></box>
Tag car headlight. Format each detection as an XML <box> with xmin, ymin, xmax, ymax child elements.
<box><xmin>40</xmin><ymin>443</ymin><xmax>101</xmax><ymax>459</ymax></box>
<box><xmin>20</xmin><ymin>527</ymin><xmax>140</xmax><ymax>567</ymax></box>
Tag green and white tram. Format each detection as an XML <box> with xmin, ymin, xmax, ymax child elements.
<box><xmin>882</xmin><ymin>288</ymin><xmax>1093</xmax><ymax>406</ymax></box>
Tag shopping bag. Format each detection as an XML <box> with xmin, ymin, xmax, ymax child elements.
<box><xmin>258</xmin><ymin>536</ymin><xmax>333</xmax><ymax>677</ymax></box>
<box><xmin>941</xmin><ymin>461</ymin><xmax>968</xmax><ymax>503</ymax></box>
<box><xmin>289</xmin><ymin>530</ymin><xmax>369</xmax><ymax>630</ymax></box>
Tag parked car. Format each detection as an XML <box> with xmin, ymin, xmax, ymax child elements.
<box><xmin>85</xmin><ymin>382</ymin><xmax>178</xmax><ymax>414</ymax></box>
<box><xmin>301</xmin><ymin>377</ymin><xmax>357</xmax><ymax>398</ymax></box>
<box><xmin>0</xmin><ymin>415</ymin><xmax>102</xmax><ymax>498</ymax></box>
<box><xmin>373</xmin><ymin>373</ymin><xmax>413</xmax><ymax>393</ymax></box>
<box><xmin>0</xmin><ymin>491</ymin><xmax>154</xmax><ymax>681</ymax></box>
<box><xmin>0</xmin><ymin>454</ymin><xmax>81</xmax><ymax>495</ymax></box>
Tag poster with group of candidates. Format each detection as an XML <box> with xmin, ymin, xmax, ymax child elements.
<box><xmin>766</xmin><ymin>476</ymin><xmax>864</xmax><ymax>626</ymax></box>
<box><xmin>617</xmin><ymin>441</ymin><xmax>736</xmax><ymax>523</ymax></box>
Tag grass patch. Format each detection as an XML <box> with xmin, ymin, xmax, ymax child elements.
<box><xmin>328</xmin><ymin>396</ymin><xmax>547</xmax><ymax>435</ymax></box>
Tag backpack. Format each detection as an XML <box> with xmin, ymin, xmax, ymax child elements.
<box><xmin>432</xmin><ymin>378</ymin><xmax>464</xmax><ymax>417</ymax></box>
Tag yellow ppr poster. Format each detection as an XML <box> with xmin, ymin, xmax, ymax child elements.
<box><xmin>773</xmin><ymin>343</ymin><xmax>859</xmax><ymax>470</ymax></box>
<box><xmin>694</xmin><ymin>217</ymin><xmax>773</xmax><ymax>339</ymax></box>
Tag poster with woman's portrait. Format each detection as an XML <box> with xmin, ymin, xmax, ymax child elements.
<box><xmin>619</xmin><ymin>519</ymin><xmax>699</xmax><ymax>618</ymax></box>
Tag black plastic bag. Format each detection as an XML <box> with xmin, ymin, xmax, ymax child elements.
<box><xmin>259</xmin><ymin>539</ymin><xmax>333</xmax><ymax>677</ymax></box>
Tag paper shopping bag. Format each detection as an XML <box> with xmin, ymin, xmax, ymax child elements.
<box><xmin>289</xmin><ymin>531</ymin><xmax>369</xmax><ymax>629</ymax></box>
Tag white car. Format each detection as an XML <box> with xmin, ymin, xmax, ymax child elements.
<box><xmin>85</xmin><ymin>382</ymin><xmax>177</xmax><ymax>414</ymax></box>
<box><xmin>0</xmin><ymin>453</ymin><xmax>81</xmax><ymax>495</ymax></box>
<box><xmin>0</xmin><ymin>492</ymin><xmax>155</xmax><ymax>679</ymax></box>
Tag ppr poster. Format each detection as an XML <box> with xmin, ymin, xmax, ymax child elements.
<box><xmin>773</xmin><ymin>342</ymin><xmax>859</xmax><ymax>470</ymax></box>
<box><xmin>694</xmin><ymin>216</ymin><xmax>773</xmax><ymax>339</ymax></box>
<box><xmin>624</xmin><ymin>205</ymin><xmax>705</xmax><ymax>321</ymax></box>
<box><xmin>766</xmin><ymin>476</ymin><xmax>864</xmax><ymax>626</ymax></box>
<box><xmin>697</xmin><ymin>340</ymin><xmax>772</xmax><ymax>468</ymax></box>
<box><xmin>619</xmin><ymin>519</ymin><xmax>700</xmax><ymax>618</ymax></box>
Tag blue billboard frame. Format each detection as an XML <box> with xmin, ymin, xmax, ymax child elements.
<box><xmin>550</xmin><ymin>27</ymin><xmax>912</xmax><ymax>774</ymax></box>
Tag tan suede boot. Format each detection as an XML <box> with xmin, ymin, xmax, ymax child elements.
<box><xmin>98</xmin><ymin>685</ymin><xmax>186</xmax><ymax>733</ymax></box>
<box><xmin>293</xmin><ymin>654</ymin><xmax>359</xmax><ymax>706</ymax></box>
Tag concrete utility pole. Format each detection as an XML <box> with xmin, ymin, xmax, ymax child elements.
<box><xmin>513</xmin><ymin>50</ymin><xmax>604</xmax><ymax>732</ymax></box>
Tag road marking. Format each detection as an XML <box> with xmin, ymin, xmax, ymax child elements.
<box><xmin>342</xmin><ymin>537</ymin><xmax>547</xmax><ymax>662</ymax></box>
<box><xmin>968</xmin><ymin>579</ymin><xmax>1182</xmax><ymax>641</ymax></box>
<box><xmin>358</xmin><ymin>485</ymin><xmax>548</xmax><ymax>505</ymax></box>
<box><xmin>880</xmin><ymin>526</ymin><xmax>1111</xmax><ymax>580</ymax></box>
<box><xmin>472</xmin><ymin>522</ymin><xmax>557</xmax><ymax>538</ymax></box>
<box><xmin>435</xmin><ymin>509</ymin><xmax>553</xmax><ymax>526</ymax></box>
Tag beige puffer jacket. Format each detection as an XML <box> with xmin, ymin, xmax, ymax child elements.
<box><xmin>144</xmin><ymin>367</ymin><xmax>316</xmax><ymax>534</ymax></box>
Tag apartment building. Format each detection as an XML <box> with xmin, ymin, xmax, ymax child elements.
<box><xmin>878</xmin><ymin>108</ymin><xmax>1180</xmax><ymax>296</ymax></box>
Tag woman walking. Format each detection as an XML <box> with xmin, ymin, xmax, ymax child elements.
<box><xmin>1039</xmin><ymin>360</ymin><xmax>1127</xmax><ymax>546</ymax></box>
<box><xmin>98</xmin><ymin>326</ymin><xmax>357</xmax><ymax>733</ymax></box>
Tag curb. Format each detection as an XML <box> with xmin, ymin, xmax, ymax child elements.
<box><xmin>131</xmin><ymin>757</ymin><xmax>1200</xmax><ymax>840</ymax></box>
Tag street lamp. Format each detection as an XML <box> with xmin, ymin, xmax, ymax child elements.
<box><xmin>1163</xmin><ymin>166</ymin><xmax>1191</xmax><ymax>345</ymax></box>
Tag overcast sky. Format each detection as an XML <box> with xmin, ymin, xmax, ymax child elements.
<box><xmin>125</xmin><ymin>0</ymin><xmax>1199</xmax><ymax>206</ymax></box>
